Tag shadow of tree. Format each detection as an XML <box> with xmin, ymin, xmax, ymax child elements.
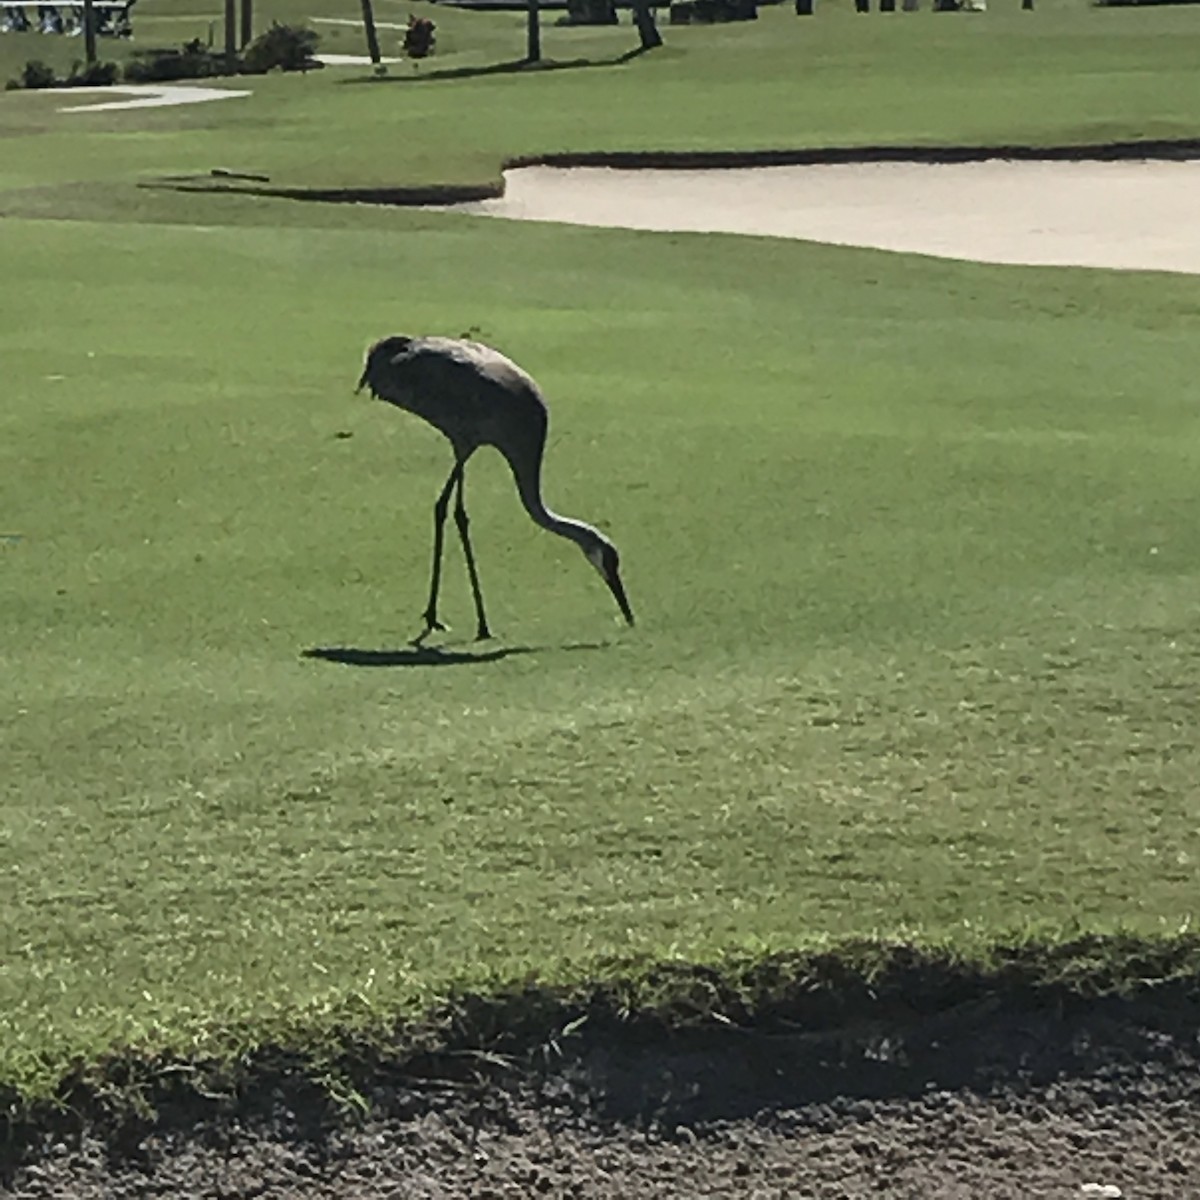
<box><xmin>340</xmin><ymin>45</ymin><xmax>651</xmax><ymax>86</ymax></box>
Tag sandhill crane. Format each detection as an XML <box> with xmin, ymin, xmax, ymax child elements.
<box><xmin>356</xmin><ymin>334</ymin><xmax>635</xmax><ymax>644</ymax></box>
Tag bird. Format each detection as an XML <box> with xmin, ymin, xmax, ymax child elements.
<box><xmin>355</xmin><ymin>334</ymin><xmax>635</xmax><ymax>645</ymax></box>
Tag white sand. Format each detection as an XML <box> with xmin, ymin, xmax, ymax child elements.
<box><xmin>315</xmin><ymin>54</ymin><xmax>401</xmax><ymax>66</ymax></box>
<box><xmin>439</xmin><ymin>160</ymin><xmax>1200</xmax><ymax>274</ymax></box>
<box><xmin>312</xmin><ymin>16</ymin><xmax>412</xmax><ymax>31</ymax></box>
<box><xmin>53</xmin><ymin>84</ymin><xmax>251</xmax><ymax>112</ymax></box>
<box><xmin>48</xmin><ymin>62</ymin><xmax>390</xmax><ymax>109</ymax></box>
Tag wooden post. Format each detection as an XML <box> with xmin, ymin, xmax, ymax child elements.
<box><xmin>82</xmin><ymin>0</ymin><xmax>97</xmax><ymax>65</ymax></box>
<box><xmin>240</xmin><ymin>0</ymin><xmax>252</xmax><ymax>48</ymax></box>
<box><xmin>359</xmin><ymin>0</ymin><xmax>382</xmax><ymax>64</ymax></box>
<box><xmin>526</xmin><ymin>0</ymin><xmax>541</xmax><ymax>61</ymax></box>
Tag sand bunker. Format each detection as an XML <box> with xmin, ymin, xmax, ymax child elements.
<box><xmin>441</xmin><ymin>160</ymin><xmax>1200</xmax><ymax>274</ymax></box>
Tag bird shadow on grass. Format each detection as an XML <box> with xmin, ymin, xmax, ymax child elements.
<box><xmin>301</xmin><ymin>642</ymin><xmax>610</xmax><ymax>668</ymax></box>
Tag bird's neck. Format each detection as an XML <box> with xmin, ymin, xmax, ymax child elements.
<box><xmin>510</xmin><ymin>456</ymin><xmax>598</xmax><ymax>551</ymax></box>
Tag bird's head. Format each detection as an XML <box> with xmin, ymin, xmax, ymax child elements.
<box><xmin>581</xmin><ymin>531</ymin><xmax>635</xmax><ymax>627</ymax></box>
<box><xmin>356</xmin><ymin>335</ymin><xmax>412</xmax><ymax>398</ymax></box>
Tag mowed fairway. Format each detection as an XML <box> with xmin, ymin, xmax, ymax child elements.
<box><xmin>3</xmin><ymin>0</ymin><xmax>1200</xmax><ymax>1103</ymax></box>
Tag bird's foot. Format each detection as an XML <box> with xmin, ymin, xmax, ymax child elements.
<box><xmin>474</xmin><ymin>624</ymin><xmax>493</xmax><ymax>642</ymax></box>
<box><xmin>411</xmin><ymin>615</ymin><xmax>448</xmax><ymax>647</ymax></box>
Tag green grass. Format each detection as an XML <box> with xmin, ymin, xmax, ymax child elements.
<box><xmin>2</xmin><ymin>0</ymin><xmax>1200</xmax><ymax>1107</ymax></box>
<box><xmin>3</xmin><ymin>0</ymin><xmax>1200</xmax><ymax>205</ymax></box>
<box><xmin>0</xmin><ymin>0</ymin><xmax>615</xmax><ymax>89</ymax></box>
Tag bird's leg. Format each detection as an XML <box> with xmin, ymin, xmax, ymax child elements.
<box><xmin>453</xmin><ymin>469</ymin><xmax>492</xmax><ymax>641</ymax></box>
<box><xmin>412</xmin><ymin>462</ymin><xmax>461</xmax><ymax>646</ymax></box>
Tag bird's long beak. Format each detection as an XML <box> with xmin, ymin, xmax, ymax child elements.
<box><xmin>355</xmin><ymin>367</ymin><xmax>369</xmax><ymax>395</ymax></box>
<box><xmin>607</xmin><ymin>566</ymin><xmax>635</xmax><ymax>626</ymax></box>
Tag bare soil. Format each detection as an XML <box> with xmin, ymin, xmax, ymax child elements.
<box><xmin>6</xmin><ymin>992</ymin><xmax>1199</xmax><ymax>1198</ymax></box>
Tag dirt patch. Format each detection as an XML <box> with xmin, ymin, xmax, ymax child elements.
<box><xmin>7</xmin><ymin>990</ymin><xmax>1199</xmax><ymax>1198</ymax></box>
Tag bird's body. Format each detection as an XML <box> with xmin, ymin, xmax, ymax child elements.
<box><xmin>356</xmin><ymin>334</ymin><xmax>634</xmax><ymax>641</ymax></box>
<box><xmin>365</xmin><ymin>336</ymin><xmax>545</xmax><ymax>460</ymax></box>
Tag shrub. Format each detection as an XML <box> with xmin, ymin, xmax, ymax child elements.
<box><xmin>241</xmin><ymin>22</ymin><xmax>321</xmax><ymax>72</ymax></box>
<box><xmin>561</xmin><ymin>0</ymin><xmax>618</xmax><ymax>24</ymax></box>
<box><xmin>123</xmin><ymin>26</ymin><xmax>321</xmax><ymax>83</ymax></box>
<box><xmin>13</xmin><ymin>60</ymin><xmax>58</xmax><ymax>90</ymax></box>
<box><xmin>123</xmin><ymin>39</ymin><xmax>229</xmax><ymax>82</ymax></box>
<box><xmin>6</xmin><ymin>58</ymin><xmax>119</xmax><ymax>90</ymax></box>
<box><xmin>669</xmin><ymin>0</ymin><xmax>756</xmax><ymax>21</ymax></box>
<box><xmin>403</xmin><ymin>15</ymin><xmax>436</xmax><ymax>58</ymax></box>
<box><xmin>64</xmin><ymin>60</ymin><xmax>121</xmax><ymax>86</ymax></box>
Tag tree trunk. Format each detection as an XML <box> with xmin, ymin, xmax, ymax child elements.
<box><xmin>630</xmin><ymin>0</ymin><xmax>662</xmax><ymax>48</ymax></box>
<box><xmin>240</xmin><ymin>0</ymin><xmax>252</xmax><ymax>48</ymax></box>
<box><xmin>82</xmin><ymin>0</ymin><xmax>97</xmax><ymax>64</ymax></box>
<box><xmin>526</xmin><ymin>0</ymin><xmax>541</xmax><ymax>62</ymax></box>
<box><xmin>359</xmin><ymin>0</ymin><xmax>382</xmax><ymax>64</ymax></box>
<box><xmin>224</xmin><ymin>0</ymin><xmax>237</xmax><ymax>70</ymax></box>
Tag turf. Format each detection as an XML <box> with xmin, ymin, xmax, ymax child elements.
<box><xmin>3</xmin><ymin>0</ymin><xmax>1200</xmax><ymax>203</ymax></box>
<box><xmin>5</xmin><ymin>210</ymin><xmax>1200</xmax><ymax>1094</ymax></box>
<box><xmin>2</xmin><ymin>0</ymin><xmax>1200</xmax><ymax>1104</ymax></box>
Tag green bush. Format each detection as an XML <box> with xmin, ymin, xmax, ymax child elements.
<box><xmin>121</xmin><ymin>25</ymin><xmax>321</xmax><ymax>83</ymax></box>
<box><xmin>402</xmin><ymin>15</ymin><xmax>436</xmax><ymax>58</ymax></box>
<box><xmin>12</xmin><ymin>60</ymin><xmax>58</xmax><ymax>90</ymax></box>
<box><xmin>64</xmin><ymin>59</ymin><xmax>121</xmax><ymax>86</ymax></box>
<box><xmin>5</xmin><ymin>57</ymin><xmax>119</xmax><ymax>90</ymax></box>
<box><xmin>668</xmin><ymin>0</ymin><xmax>757</xmax><ymax>21</ymax></box>
<box><xmin>561</xmin><ymin>0</ymin><xmax>619</xmax><ymax>24</ymax></box>
<box><xmin>123</xmin><ymin>39</ymin><xmax>229</xmax><ymax>82</ymax></box>
<box><xmin>241</xmin><ymin>22</ymin><xmax>321</xmax><ymax>73</ymax></box>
